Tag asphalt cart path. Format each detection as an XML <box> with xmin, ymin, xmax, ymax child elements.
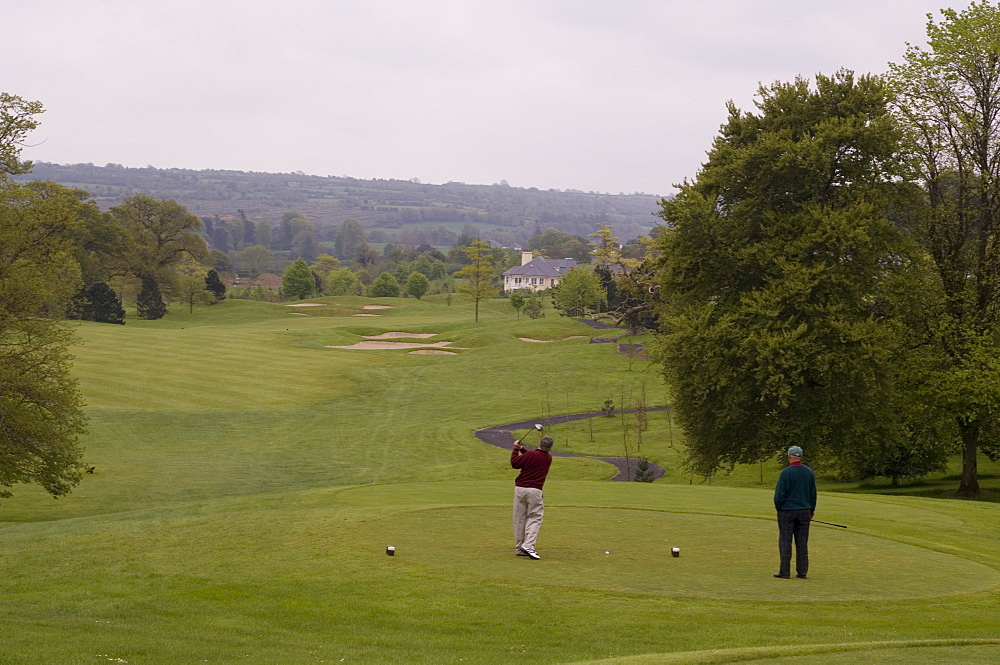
<box><xmin>474</xmin><ymin>407</ymin><xmax>669</xmax><ymax>481</ymax></box>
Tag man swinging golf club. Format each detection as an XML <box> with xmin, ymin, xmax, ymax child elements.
<box><xmin>773</xmin><ymin>445</ymin><xmax>817</xmax><ymax>579</ymax></box>
<box><xmin>510</xmin><ymin>430</ymin><xmax>553</xmax><ymax>560</ymax></box>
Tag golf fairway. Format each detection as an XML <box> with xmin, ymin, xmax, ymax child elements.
<box><xmin>0</xmin><ymin>297</ymin><xmax>997</xmax><ymax>664</ymax></box>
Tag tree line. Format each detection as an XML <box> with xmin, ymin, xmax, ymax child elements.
<box><xmin>20</xmin><ymin>161</ymin><xmax>662</xmax><ymax>250</ymax></box>
<box><xmin>648</xmin><ymin>4</ymin><xmax>1000</xmax><ymax>498</ymax></box>
<box><xmin>542</xmin><ymin>4</ymin><xmax>1000</xmax><ymax>498</ymax></box>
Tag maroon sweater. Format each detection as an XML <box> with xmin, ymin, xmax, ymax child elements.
<box><xmin>511</xmin><ymin>448</ymin><xmax>552</xmax><ymax>489</ymax></box>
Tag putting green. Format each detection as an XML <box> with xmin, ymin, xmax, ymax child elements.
<box><xmin>349</xmin><ymin>485</ymin><xmax>1000</xmax><ymax>601</ymax></box>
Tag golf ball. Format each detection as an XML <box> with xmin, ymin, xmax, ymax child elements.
<box><xmin>605</xmin><ymin>551</ymin><xmax>610</xmax><ymax>555</ymax></box>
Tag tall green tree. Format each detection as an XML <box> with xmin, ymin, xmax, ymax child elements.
<box><xmin>455</xmin><ymin>240</ymin><xmax>499</xmax><ymax>322</ymax></box>
<box><xmin>326</xmin><ymin>267</ymin><xmax>362</xmax><ymax>296</ymax></box>
<box><xmin>281</xmin><ymin>258</ymin><xmax>315</xmax><ymax>300</ymax></box>
<box><xmin>888</xmin><ymin>2</ymin><xmax>1000</xmax><ymax>497</ymax></box>
<box><xmin>70</xmin><ymin>282</ymin><xmax>126</xmax><ymax>324</ymax></box>
<box><xmin>551</xmin><ymin>266</ymin><xmax>605</xmax><ymax>317</ymax></box>
<box><xmin>279</xmin><ymin>211</ymin><xmax>311</xmax><ymax>250</ymax></box>
<box><xmin>0</xmin><ymin>177</ymin><xmax>90</xmax><ymax>500</ymax></box>
<box><xmin>109</xmin><ymin>194</ymin><xmax>208</xmax><ymax>307</ymax></box>
<box><xmin>238</xmin><ymin>245</ymin><xmax>273</xmax><ymax>278</ymax></box>
<box><xmin>0</xmin><ymin>93</ymin><xmax>44</xmax><ymax>178</ymax></box>
<box><xmin>654</xmin><ymin>70</ymin><xmax>913</xmax><ymax>476</ymax></box>
<box><xmin>369</xmin><ymin>271</ymin><xmax>400</xmax><ymax>297</ymax></box>
<box><xmin>177</xmin><ymin>274</ymin><xmax>212</xmax><ymax>313</ymax></box>
<box><xmin>136</xmin><ymin>274</ymin><xmax>167</xmax><ymax>319</ymax></box>
<box><xmin>590</xmin><ymin>224</ymin><xmax>660</xmax><ymax>333</ymax></box>
<box><xmin>334</xmin><ymin>219</ymin><xmax>365</xmax><ymax>260</ymax></box>
<box><xmin>405</xmin><ymin>271</ymin><xmax>430</xmax><ymax>300</ymax></box>
<box><xmin>204</xmin><ymin>269</ymin><xmax>226</xmax><ymax>302</ymax></box>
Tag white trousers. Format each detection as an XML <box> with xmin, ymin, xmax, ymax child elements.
<box><xmin>513</xmin><ymin>486</ymin><xmax>544</xmax><ymax>552</ymax></box>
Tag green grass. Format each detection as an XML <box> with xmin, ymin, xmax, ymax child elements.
<box><xmin>0</xmin><ymin>295</ymin><xmax>998</xmax><ymax>663</ymax></box>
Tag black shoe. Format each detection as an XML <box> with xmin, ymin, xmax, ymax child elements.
<box><xmin>516</xmin><ymin>549</ymin><xmax>529</xmax><ymax>557</ymax></box>
<box><xmin>773</xmin><ymin>573</ymin><xmax>789</xmax><ymax>579</ymax></box>
<box><xmin>796</xmin><ymin>574</ymin><xmax>807</xmax><ymax>579</ymax></box>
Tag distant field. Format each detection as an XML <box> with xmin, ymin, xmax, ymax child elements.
<box><xmin>0</xmin><ymin>295</ymin><xmax>997</xmax><ymax>664</ymax></box>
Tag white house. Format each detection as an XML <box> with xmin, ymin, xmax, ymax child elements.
<box><xmin>502</xmin><ymin>251</ymin><xmax>577</xmax><ymax>292</ymax></box>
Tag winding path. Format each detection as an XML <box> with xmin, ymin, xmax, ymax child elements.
<box><xmin>474</xmin><ymin>407</ymin><xmax>670</xmax><ymax>481</ymax></box>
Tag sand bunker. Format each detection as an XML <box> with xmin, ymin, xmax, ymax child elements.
<box><xmin>364</xmin><ymin>332</ymin><xmax>436</xmax><ymax>339</ymax></box>
<box><xmin>287</xmin><ymin>303</ymin><xmax>325</xmax><ymax>307</ymax></box>
<box><xmin>363</xmin><ymin>305</ymin><xmax>395</xmax><ymax>310</ymax></box>
<box><xmin>519</xmin><ymin>336</ymin><xmax>587</xmax><ymax>343</ymax></box>
<box><xmin>408</xmin><ymin>349</ymin><xmax>457</xmax><ymax>355</ymax></box>
<box><xmin>326</xmin><ymin>340</ymin><xmax>457</xmax><ymax>350</ymax></box>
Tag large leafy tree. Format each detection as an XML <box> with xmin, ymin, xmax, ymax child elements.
<box><xmin>455</xmin><ymin>240</ymin><xmax>499</xmax><ymax>322</ymax></box>
<box><xmin>109</xmin><ymin>194</ymin><xmax>208</xmax><ymax>318</ymax></box>
<box><xmin>888</xmin><ymin>2</ymin><xmax>1000</xmax><ymax>497</ymax></box>
<box><xmin>0</xmin><ymin>92</ymin><xmax>43</xmax><ymax>177</ymax></box>
<box><xmin>334</xmin><ymin>219</ymin><xmax>365</xmax><ymax>260</ymax></box>
<box><xmin>528</xmin><ymin>228</ymin><xmax>592</xmax><ymax>263</ymax></box>
<box><xmin>282</xmin><ymin>258</ymin><xmax>315</xmax><ymax>300</ymax></box>
<box><xmin>405</xmin><ymin>271</ymin><xmax>430</xmax><ymax>300</ymax></box>
<box><xmin>326</xmin><ymin>267</ymin><xmax>362</xmax><ymax>296</ymax></box>
<box><xmin>590</xmin><ymin>223</ymin><xmax>660</xmax><ymax>333</ymax></box>
<box><xmin>654</xmin><ymin>71</ymin><xmax>914</xmax><ymax>476</ymax></box>
<box><xmin>0</xmin><ymin>134</ymin><xmax>90</xmax><ymax>499</ymax></box>
<box><xmin>551</xmin><ymin>266</ymin><xmax>605</xmax><ymax>317</ymax></box>
<box><xmin>369</xmin><ymin>271</ymin><xmax>401</xmax><ymax>297</ymax></box>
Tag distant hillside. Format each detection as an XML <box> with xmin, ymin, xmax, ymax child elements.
<box><xmin>21</xmin><ymin>162</ymin><xmax>666</xmax><ymax>246</ymax></box>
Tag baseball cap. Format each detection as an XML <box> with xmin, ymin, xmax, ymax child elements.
<box><xmin>787</xmin><ymin>446</ymin><xmax>803</xmax><ymax>457</ymax></box>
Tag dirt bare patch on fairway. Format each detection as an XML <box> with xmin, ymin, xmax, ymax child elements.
<box><xmin>519</xmin><ymin>336</ymin><xmax>587</xmax><ymax>343</ymax></box>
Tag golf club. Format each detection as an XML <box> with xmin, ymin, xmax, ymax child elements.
<box><xmin>515</xmin><ymin>423</ymin><xmax>544</xmax><ymax>449</ymax></box>
<box><xmin>813</xmin><ymin>520</ymin><xmax>848</xmax><ymax>528</ymax></box>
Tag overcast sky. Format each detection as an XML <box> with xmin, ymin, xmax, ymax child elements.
<box><xmin>6</xmin><ymin>0</ymin><xmax>972</xmax><ymax>195</ymax></box>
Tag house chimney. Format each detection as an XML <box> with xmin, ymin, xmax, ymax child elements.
<box><xmin>521</xmin><ymin>250</ymin><xmax>533</xmax><ymax>266</ymax></box>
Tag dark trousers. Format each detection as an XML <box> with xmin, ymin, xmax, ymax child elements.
<box><xmin>777</xmin><ymin>509</ymin><xmax>811</xmax><ymax>576</ymax></box>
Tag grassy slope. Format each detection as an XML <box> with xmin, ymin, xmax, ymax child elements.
<box><xmin>0</xmin><ymin>296</ymin><xmax>997</xmax><ymax>664</ymax></box>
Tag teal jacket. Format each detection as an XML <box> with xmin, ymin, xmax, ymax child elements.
<box><xmin>774</xmin><ymin>463</ymin><xmax>817</xmax><ymax>513</ymax></box>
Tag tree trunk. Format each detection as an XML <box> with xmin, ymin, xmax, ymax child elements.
<box><xmin>957</xmin><ymin>423</ymin><xmax>980</xmax><ymax>498</ymax></box>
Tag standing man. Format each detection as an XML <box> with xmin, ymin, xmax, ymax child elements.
<box><xmin>510</xmin><ymin>435</ymin><xmax>554</xmax><ymax>560</ymax></box>
<box><xmin>773</xmin><ymin>445</ymin><xmax>817</xmax><ymax>579</ymax></box>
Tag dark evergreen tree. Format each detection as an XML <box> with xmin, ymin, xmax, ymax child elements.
<box><xmin>71</xmin><ymin>282</ymin><xmax>125</xmax><ymax>324</ymax></box>
<box><xmin>136</xmin><ymin>274</ymin><xmax>167</xmax><ymax>320</ymax></box>
<box><xmin>205</xmin><ymin>269</ymin><xmax>226</xmax><ymax>302</ymax></box>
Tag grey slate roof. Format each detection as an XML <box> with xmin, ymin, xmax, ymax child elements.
<box><xmin>503</xmin><ymin>257</ymin><xmax>577</xmax><ymax>277</ymax></box>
